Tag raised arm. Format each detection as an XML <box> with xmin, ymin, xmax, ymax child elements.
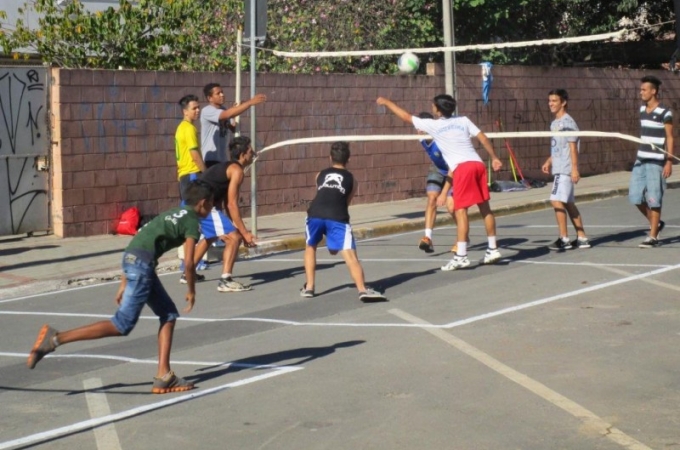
<box><xmin>376</xmin><ymin>97</ymin><xmax>413</xmax><ymax>124</ymax></box>
<box><xmin>218</xmin><ymin>94</ymin><xmax>267</xmax><ymax>121</ymax></box>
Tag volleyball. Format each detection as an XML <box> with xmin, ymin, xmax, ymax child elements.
<box><xmin>397</xmin><ymin>52</ymin><xmax>420</xmax><ymax>74</ymax></box>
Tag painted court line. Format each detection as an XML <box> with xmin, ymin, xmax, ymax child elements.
<box><xmin>390</xmin><ymin>308</ymin><xmax>653</xmax><ymax>450</ymax></box>
<box><xmin>0</xmin><ymin>352</ymin><xmax>303</xmax><ymax>371</ymax></box>
<box><xmin>0</xmin><ymin>366</ymin><xmax>301</xmax><ymax>450</ymax></box>
<box><xmin>3</xmin><ymin>263</ymin><xmax>678</xmax><ymax>331</ymax></box>
<box><xmin>83</xmin><ymin>378</ymin><xmax>123</xmax><ymax>450</ymax></box>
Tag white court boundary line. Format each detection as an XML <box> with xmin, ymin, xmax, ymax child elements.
<box><xmin>1</xmin><ymin>263</ymin><xmax>678</xmax><ymax>329</ymax></box>
<box><xmin>83</xmin><ymin>378</ymin><xmax>123</xmax><ymax>450</ymax></box>
<box><xmin>0</xmin><ymin>352</ymin><xmax>301</xmax><ymax>371</ymax></box>
<box><xmin>0</xmin><ymin>366</ymin><xmax>301</xmax><ymax>450</ymax></box>
<box><xmin>390</xmin><ymin>309</ymin><xmax>653</xmax><ymax>450</ymax></box>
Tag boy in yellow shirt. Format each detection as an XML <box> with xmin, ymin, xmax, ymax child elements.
<box><xmin>176</xmin><ymin>94</ymin><xmax>206</xmax><ymax>201</ymax></box>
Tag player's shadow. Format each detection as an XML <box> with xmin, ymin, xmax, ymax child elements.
<box><xmin>314</xmin><ymin>267</ymin><xmax>436</xmax><ymax>298</ymax></box>
<box><xmin>487</xmin><ymin>237</ymin><xmax>549</xmax><ymax>265</ymax></box>
<box><xmin>0</xmin><ymin>245</ymin><xmax>59</xmax><ymax>257</ymax></box>
<box><xmin>369</xmin><ymin>268</ymin><xmax>438</xmax><ymax>292</ymax></box>
<box><xmin>585</xmin><ymin>228</ymin><xmax>650</xmax><ymax>247</ymax></box>
<box><xmin>188</xmin><ymin>340</ymin><xmax>365</xmax><ymax>383</ymax></box>
<box><xmin>246</xmin><ymin>262</ymin><xmax>343</xmax><ymax>286</ymax></box>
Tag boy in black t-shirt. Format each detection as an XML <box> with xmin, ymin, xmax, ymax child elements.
<box><xmin>302</xmin><ymin>142</ymin><xmax>386</xmax><ymax>302</ymax></box>
<box><xmin>27</xmin><ymin>182</ymin><xmax>214</xmax><ymax>394</ymax></box>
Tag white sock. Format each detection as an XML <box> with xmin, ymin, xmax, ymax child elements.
<box><xmin>561</xmin><ymin>236</ymin><xmax>570</xmax><ymax>243</ymax></box>
<box><xmin>488</xmin><ymin>236</ymin><xmax>497</xmax><ymax>249</ymax></box>
<box><xmin>221</xmin><ymin>273</ymin><xmax>232</xmax><ymax>279</ymax></box>
<box><xmin>425</xmin><ymin>228</ymin><xmax>433</xmax><ymax>239</ymax></box>
<box><xmin>456</xmin><ymin>241</ymin><xmax>467</xmax><ymax>256</ymax></box>
<box><xmin>52</xmin><ymin>336</ymin><xmax>60</xmax><ymax>347</ymax></box>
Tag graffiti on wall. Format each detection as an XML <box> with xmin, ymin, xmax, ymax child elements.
<box><xmin>0</xmin><ymin>67</ymin><xmax>49</xmax><ymax>235</ymax></box>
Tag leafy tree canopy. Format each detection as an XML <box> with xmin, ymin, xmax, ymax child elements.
<box><xmin>0</xmin><ymin>0</ymin><xmax>675</xmax><ymax>71</ymax></box>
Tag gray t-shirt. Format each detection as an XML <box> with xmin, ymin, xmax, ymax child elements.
<box><xmin>200</xmin><ymin>104</ymin><xmax>231</xmax><ymax>164</ymax></box>
<box><xmin>550</xmin><ymin>113</ymin><xmax>579</xmax><ymax>175</ymax></box>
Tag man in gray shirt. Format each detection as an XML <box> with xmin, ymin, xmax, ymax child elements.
<box><xmin>541</xmin><ymin>89</ymin><xmax>590</xmax><ymax>251</ymax></box>
<box><xmin>200</xmin><ymin>83</ymin><xmax>267</xmax><ymax>167</ymax></box>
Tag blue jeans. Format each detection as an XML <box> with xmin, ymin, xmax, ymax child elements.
<box><xmin>629</xmin><ymin>160</ymin><xmax>666</xmax><ymax>208</ymax></box>
<box><xmin>111</xmin><ymin>253</ymin><xmax>180</xmax><ymax>335</ymax></box>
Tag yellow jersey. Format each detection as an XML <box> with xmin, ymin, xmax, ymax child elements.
<box><xmin>175</xmin><ymin>120</ymin><xmax>201</xmax><ymax>180</ymax></box>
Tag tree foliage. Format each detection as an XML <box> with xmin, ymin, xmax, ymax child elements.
<box><xmin>0</xmin><ymin>0</ymin><xmax>675</xmax><ymax>71</ymax></box>
<box><xmin>0</xmin><ymin>0</ymin><xmax>440</xmax><ymax>72</ymax></box>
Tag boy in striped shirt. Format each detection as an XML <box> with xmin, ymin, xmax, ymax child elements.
<box><xmin>629</xmin><ymin>76</ymin><xmax>674</xmax><ymax>248</ymax></box>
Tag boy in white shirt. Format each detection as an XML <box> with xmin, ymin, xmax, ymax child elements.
<box><xmin>376</xmin><ymin>94</ymin><xmax>503</xmax><ymax>270</ymax></box>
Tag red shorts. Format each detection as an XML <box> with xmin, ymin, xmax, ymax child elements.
<box><xmin>452</xmin><ymin>161</ymin><xmax>489</xmax><ymax>210</ymax></box>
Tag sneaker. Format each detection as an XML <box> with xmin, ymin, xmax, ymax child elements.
<box><xmin>217</xmin><ymin>277</ymin><xmax>252</xmax><ymax>292</ymax></box>
<box><xmin>638</xmin><ymin>236</ymin><xmax>659</xmax><ymax>248</ymax></box>
<box><xmin>655</xmin><ymin>220</ymin><xmax>665</xmax><ymax>239</ymax></box>
<box><xmin>441</xmin><ymin>255</ymin><xmax>471</xmax><ymax>271</ymax></box>
<box><xmin>548</xmin><ymin>237</ymin><xmax>572</xmax><ymax>251</ymax></box>
<box><xmin>481</xmin><ymin>247</ymin><xmax>502</xmax><ymax>264</ymax></box>
<box><xmin>358</xmin><ymin>288</ymin><xmax>386</xmax><ymax>302</ymax></box>
<box><xmin>151</xmin><ymin>371</ymin><xmax>195</xmax><ymax>394</ymax></box>
<box><xmin>179</xmin><ymin>273</ymin><xmax>206</xmax><ymax>284</ymax></box>
<box><xmin>570</xmin><ymin>238</ymin><xmax>591</xmax><ymax>249</ymax></box>
<box><xmin>27</xmin><ymin>324</ymin><xmax>58</xmax><ymax>369</ymax></box>
<box><xmin>300</xmin><ymin>284</ymin><xmax>315</xmax><ymax>298</ymax></box>
<box><xmin>418</xmin><ymin>237</ymin><xmax>434</xmax><ymax>253</ymax></box>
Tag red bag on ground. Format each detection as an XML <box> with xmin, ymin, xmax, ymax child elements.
<box><xmin>116</xmin><ymin>207</ymin><xmax>140</xmax><ymax>235</ymax></box>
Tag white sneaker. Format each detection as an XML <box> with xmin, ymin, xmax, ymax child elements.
<box><xmin>217</xmin><ymin>277</ymin><xmax>252</xmax><ymax>292</ymax></box>
<box><xmin>441</xmin><ymin>255</ymin><xmax>470</xmax><ymax>271</ymax></box>
<box><xmin>481</xmin><ymin>248</ymin><xmax>502</xmax><ymax>264</ymax></box>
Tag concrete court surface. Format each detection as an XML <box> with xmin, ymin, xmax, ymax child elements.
<box><xmin>1</xmin><ymin>194</ymin><xmax>680</xmax><ymax>450</ymax></box>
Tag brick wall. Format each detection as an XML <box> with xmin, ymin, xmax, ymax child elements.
<box><xmin>49</xmin><ymin>65</ymin><xmax>680</xmax><ymax>237</ymax></box>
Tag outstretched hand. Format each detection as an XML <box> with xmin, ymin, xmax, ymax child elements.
<box><xmin>184</xmin><ymin>292</ymin><xmax>195</xmax><ymax>313</ymax></box>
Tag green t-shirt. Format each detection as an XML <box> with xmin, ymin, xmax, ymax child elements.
<box><xmin>126</xmin><ymin>206</ymin><xmax>201</xmax><ymax>264</ymax></box>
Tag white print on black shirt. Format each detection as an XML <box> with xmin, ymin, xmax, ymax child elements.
<box><xmin>318</xmin><ymin>173</ymin><xmax>346</xmax><ymax>194</ymax></box>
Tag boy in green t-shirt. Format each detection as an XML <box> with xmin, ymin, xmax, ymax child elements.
<box><xmin>27</xmin><ymin>181</ymin><xmax>214</xmax><ymax>394</ymax></box>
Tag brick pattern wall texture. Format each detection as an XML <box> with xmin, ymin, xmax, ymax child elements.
<box><xmin>49</xmin><ymin>65</ymin><xmax>680</xmax><ymax>237</ymax></box>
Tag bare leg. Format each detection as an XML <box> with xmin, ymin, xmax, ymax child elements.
<box><xmin>565</xmin><ymin>202</ymin><xmax>586</xmax><ymax>238</ymax></box>
<box><xmin>551</xmin><ymin>200</ymin><xmax>569</xmax><ymax>238</ymax></box>
<box><xmin>649</xmin><ymin>207</ymin><xmax>661</xmax><ymax>238</ymax></box>
<box><xmin>304</xmin><ymin>245</ymin><xmax>317</xmax><ymax>290</ymax></box>
<box><xmin>478</xmin><ymin>201</ymin><xmax>497</xmax><ymax>237</ymax></box>
<box><xmin>192</xmin><ymin>237</ymin><xmax>217</xmax><ymax>265</ymax></box>
<box><xmin>424</xmin><ymin>192</ymin><xmax>438</xmax><ymax>231</ymax></box>
<box><xmin>56</xmin><ymin>320</ymin><xmax>122</xmax><ymax>345</ymax></box>
<box><xmin>157</xmin><ymin>321</ymin><xmax>175</xmax><ymax>377</ymax></box>
<box><xmin>220</xmin><ymin>231</ymin><xmax>242</xmax><ymax>275</ymax></box>
<box><xmin>339</xmin><ymin>249</ymin><xmax>367</xmax><ymax>292</ymax></box>
<box><xmin>636</xmin><ymin>202</ymin><xmax>661</xmax><ymax>238</ymax></box>
<box><xmin>454</xmin><ymin>208</ymin><xmax>469</xmax><ymax>253</ymax></box>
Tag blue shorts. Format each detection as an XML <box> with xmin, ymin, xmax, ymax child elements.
<box><xmin>629</xmin><ymin>160</ymin><xmax>666</xmax><ymax>208</ymax></box>
<box><xmin>179</xmin><ymin>172</ymin><xmax>200</xmax><ymax>205</ymax></box>
<box><xmin>200</xmin><ymin>207</ymin><xmax>237</xmax><ymax>239</ymax></box>
<box><xmin>305</xmin><ymin>217</ymin><xmax>356</xmax><ymax>251</ymax></box>
<box><xmin>111</xmin><ymin>253</ymin><xmax>180</xmax><ymax>336</ymax></box>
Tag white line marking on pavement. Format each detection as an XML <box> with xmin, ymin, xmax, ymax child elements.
<box><xmin>0</xmin><ymin>367</ymin><xmax>300</xmax><ymax>450</ymax></box>
<box><xmin>517</xmin><ymin>260</ymin><xmax>672</xmax><ymax>268</ymax></box>
<box><xmin>83</xmin><ymin>378</ymin><xmax>122</xmax><ymax>450</ymax></box>
<box><xmin>2</xmin><ymin>264</ymin><xmax>678</xmax><ymax>330</ymax></box>
<box><xmin>594</xmin><ymin>265</ymin><xmax>680</xmax><ymax>293</ymax></box>
<box><xmin>440</xmin><ymin>264</ymin><xmax>680</xmax><ymax>329</ymax></box>
<box><xmin>389</xmin><ymin>308</ymin><xmax>654</xmax><ymax>450</ymax></box>
<box><xmin>0</xmin><ymin>352</ymin><xmax>303</xmax><ymax>371</ymax></box>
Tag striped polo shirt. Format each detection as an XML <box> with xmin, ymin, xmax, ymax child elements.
<box><xmin>637</xmin><ymin>104</ymin><xmax>672</xmax><ymax>161</ymax></box>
